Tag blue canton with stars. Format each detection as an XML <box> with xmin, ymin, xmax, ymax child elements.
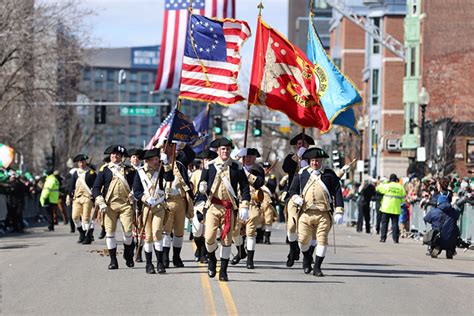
<box><xmin>165</xmin><ymin>0</ymin><xmax>205</xmax><ymax>10</ymax></box>
<box><xmin>184</xmin><ymin>15</ymin><xmax>227</xmax><ymax>62</ymax></box>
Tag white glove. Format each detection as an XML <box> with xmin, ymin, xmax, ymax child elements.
<box><xmin>99</xmin><ymin>203</ymin><xmax>108</xmax><ymax>214</ymax></box>
<box><xmin>334</xmin><ymin>213</ymin><xmax>344</xmax><ymax>225</ymax></box>
<box><xmin>293</xmin><ymin>195</ymin><xmax>304</xmax><ymax>207</ymax></box>
<box><xmin>199</xmin><ymin>182</ymin><xmax>208</xmax><ymax>194</ymax></box>
<box><xmin>65</xmin><ymin>195</ymin><xmax>72</xmax><ymax>207</ymax></box>
<box><xmin>160</xmin><ymin>153</ymin><xmax>169</xmax><ymax>164</ymax></box>
<box><xmin>237</xmin><ymin>148</ymin><xmax>247</xmax><ymax>158</ymax></box>
<box><xmin>146</xmin><ymin>196</ymin><xmax>157</xmax><ymax>206</ymax></box>
<box><xmin>239</xmin><ymin>207</ymin><xmax>249</xmax><ymax>222</ymax></box>
<box><xmin>297</xmin><ymin>147</ymin><xmax>306</xmax><ymax>158</ymax></box>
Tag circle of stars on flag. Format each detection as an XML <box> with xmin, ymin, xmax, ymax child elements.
<box><xmin>191</xmin><ymin>19</ymin><xmax>219</xmax><ymax>54</ymax></box>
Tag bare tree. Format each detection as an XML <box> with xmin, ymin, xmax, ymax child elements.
<box><xmin>0</xmin><ymin>0</ymin><xmax>93</xmax><ymax>173</ymax></box>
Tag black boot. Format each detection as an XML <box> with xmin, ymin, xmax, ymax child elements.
<box><xmin>163</xmin><ymin>247</ymin><xmax>170</xmax><ymax>268</ymax></box>
<box><xmin>207</xmin><ymin>251</ymin><xmax>217</xmax><ymax>278</ymax></box>
<box><xmin>99</xmin><ymin>226</ymin><xmax>106</xmax><ymax>239</ymax></box>
<box><xmin>200</xmin><ymin>242</ymin><xmax>208</xmax><ymax>264</ymax></box>
<box><xmin>286</xmin><ymin>241</ymin><xmax>298</xmax><ymax>267</ymax></box>
<box><xmin>77</xmin><ymin>227</ymin><xmax>85</xmax><ymax>243</ymax></box>
<box><xmin>256</xmin><ymin>228</ymin><xmax>264</xmax><ymax>243</ymax></box>
<box><xmin>194</xmin><ymin>238</ymin><xmax>201</xmax><ymax>262</ymax></box>
<box><xmin>264</xmin><ymin>231</ymin><xmax>271</xmax><ymax>245</ymax></box>
<box><xmin>155</xmin><ymin>249</ymin><xmax>166</xmax><ymax>274</ymax></box>
<box><xmin>123</xmin><ymin>243</ymin><xmax>135</xmax><ymax>268</ymax></box>
<box><xmin>295</xmin><ymin>243</ymin><xmax>300</xmax><ymax>261</ymax></box>
<box><xmin>172</xmin><ymin>247</ymin><xmax>185</xmax><ymax>267</ymax></box>
<box><xmin>70</xmin><ymin>218</ymin><xmax>75</xmax><ymax>233</ymax></box>
<box><xmin>108</xmin><ymin>248</ymin><xmax>118</xmax><ymax>270</ymax></box>
<box><xmin>82</xmin><ymin>229</ymin><xmax>94</xmax><ymax>245</ymax></box>
<box><xmin>135</xmin><ymin>244</ymin><xmax>143</xmax><ymax>262</ymax></box>
<box><xmin>231</xmin><ymin>245</ymin><xmax>247</xmax><ymax>265</ymax></box>
<box><xmin>313</xmin><ymin>256</ymin><xmax>325</xmax><ymax>277</ymax></box>
<box><xmin>219</xmin><ymin>258</ymin><xmax>229</xmax><ymax>282</ymax></box>
<box><xmin>302</xmin><ymin>250</ymin><xmax>312</xmax><ymax>274</ymax></box>
<box><xmin>145</xmin><ymin>251</ymin><xmax>156</xmax><ymax>274</ymax></box>
<box><xmin>309</xmin><ymin>245</ymin><xmax>315</xmax><ymax>264</ymax></box>
<box><xmin>246</xmin><ymin>250</ymin><xmax>255</xmax><ymax>269</ymax></box>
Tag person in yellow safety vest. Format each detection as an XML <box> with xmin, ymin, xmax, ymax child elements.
<box><xmin>376</xmin><ymin>174</ymin><xmax>406</xmax><ymax>243</ymax></box>
<box><xmin>40</xmin><ymin>170</ymin><xmax>60</xmax><ymax>231</ymax></box>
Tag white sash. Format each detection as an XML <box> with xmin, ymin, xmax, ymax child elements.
<box><xmin>110</xmin><ymin>165</ymin><xmax>131</xmax><ymax>193</ymax></box>
<box><xmin>215</xmin><ymin>164</ymin><xmax>237</xmax><ymax>200</ymax></box>
<box><xmin>138</xmin><ymin>168</ymin><xmax>163</xmax><ymax>200</ymax></box>
<box><xmin>77</xmin><ymin>171</ymin><xmax>92</xmax><ymax>196</ymax></box>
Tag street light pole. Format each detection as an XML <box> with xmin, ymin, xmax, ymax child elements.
<box><xmin>420</xmin><ymin>103</ymin><xmax>427</xmax><ymax>147</ymax></box>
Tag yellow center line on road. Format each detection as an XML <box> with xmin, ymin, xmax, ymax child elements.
<box><xmin>216</xmin><ymin>269</ymin><xmax>239</xmax><ymax>316</ymax></box>
<box><xmin>193</xmin><ymin>243</ymin><xmax>217</xmax><ymax>316</ymax></box>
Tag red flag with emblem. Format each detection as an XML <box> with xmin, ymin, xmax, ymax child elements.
<box><xmin>248</xmin><ymin>18</ymin><xmax>330</xmax><ymax>132</ymax></box>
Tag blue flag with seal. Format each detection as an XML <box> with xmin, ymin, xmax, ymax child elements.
<box><xmin>192</xmin><ymin>105</ymin><xmax>210</xmax><ymax>153</ymax></box>
<box><xmin>307</xmin><ymin>17</ymin><xmax>361</xmax><ymax>134</ymax></box>
<box><xmin>168</xmin><ymin>109</ymin><xmax>200</xmax><ymax>143</ymax></box>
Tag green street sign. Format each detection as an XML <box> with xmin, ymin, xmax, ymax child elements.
<box><xmin>229</xmin><ymin>121</ymin><xmax>245</xmax><ymax>132</ymax></box>
<box><xmin>120</xmin><ymin>106</ymin><xmax>156</xmax><ymax>117</ymax></box>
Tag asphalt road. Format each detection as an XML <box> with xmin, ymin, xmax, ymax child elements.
<box><xmin>1</xmin><ymin>222</ymin><xmax>473</xmax><ymax>315</ymax></box>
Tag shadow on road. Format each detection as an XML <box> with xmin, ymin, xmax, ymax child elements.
<box><xmin>231</xmin><ymin>279</ymin><xmax>345</xmax><ymax>284</ymax></box>
<box><xmin>325</xmin><ymin>267</ymin><xmax>474</xmax><ymax>278</ymax></box>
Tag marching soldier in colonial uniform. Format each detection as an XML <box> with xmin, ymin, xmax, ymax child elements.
<box><xmin>133</xmin><ymin>148</ymin><xmax>174</xmax><ymax>274</ymax></box>
<box><xmin>127</xmin><ymin>148</ymin><xmax>145</xmax><ymax>262</ymax></box>
<box><xmin>92</xmin><ymin>145</ymin><xmax>137</xmax><ymax>270</ymax></box>
<box><xmin>97</xmin><ymin>156</ymin><xmax>111</xmax><ymax>240</ymax></box>
<box><xmin>161</xmin><ymin>144</ymin><xmax>195</xmax><ymax>268</ymax></box>
<box><xmin>231</xmin><ymin>148</ymin><xmax>265</xmax><ymax>269</ymax></box>
<box><xmin>67</xmin><ymin>154</ymin><xmax>96</xmax><ymax>244</ymax></box>
<box><xmin>282</xmin><ymin>132</ymin><xmax>314</xmax><ymax>267</ymax></box>
<box><xmin>197</xmin><ymin>138</ymin><xmax>250</xmax><ymax>281</ymax></box>
<box><xmin>261</xmin><ymin>161</ymin><xmax>278</xmax><ymax>244</ymax></box>
<box><xmin>287</xmin><ymin>146</ymin><xmax>344</xmax><ymax>276</ymax></box>
<box><xmin>191</xmin><ymin>149</ymin><xmax>218</xmax><ymax>263</ymax></box>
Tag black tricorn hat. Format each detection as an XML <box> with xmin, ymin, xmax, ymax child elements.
<box><xmin>290</xmin><ymin>133</ymin><xmax>315</xmax><ymax>146</ymax></box>
<box><xmin>209</xmin><ymin>137</ymin><xmax>234</xmax><ymax>149</ymax></box>
<box><xmin>73</xmin><ymin>154</ymin><xmax>89</xmax><ymax>163</ymax></box>
<box><xmin>142</xmin><ymin>148</ymin><xmax>160</xmax><ymax>160</ymax></box>
<box><xmin>196</xmin><ymin>149</ymin><xmax>218</xmax><ymax>160</ymax></box>
<box><xmin>246</xmin><ymin>148</ymin><xmax>261</xmax><ymax>157</ymax></box>
<box><xmin>127</xmin><ymin>148</ymin><xmax>144</xmax><ymax>159</ymax></box>
<box><xmin>301</xmin><ymin>146</ymin><xmax>329</xmax><ymax>160</ymax></box>
<box><xmin>104</xmin><ymin>145</ymin><xmax>127</xmax><ymax>156</ymax></box>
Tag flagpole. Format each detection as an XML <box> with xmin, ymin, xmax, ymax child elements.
<box><xmin>243</xmin><ymin>103</ymin><xmax>251</xmax><ymax>147</ymax></box>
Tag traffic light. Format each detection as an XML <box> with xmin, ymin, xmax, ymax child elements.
<box><xmin>253</xmin><ymin>117</ymin><xmax>262</xmax><ymax>137</ymax></box>
<box><xmin>364</xmin><ymin>159</ymin><xmax>370</xmax><ymax>174</ymax></box>
<box><xmin>95</xmin><ymin>105</ymin><xmax>106</xmax><ymax>124</ymax></box>
<box><xmin>213</xmin><ymin>116</ymin><xmax>223</xmax><ymax>135</ymax></box>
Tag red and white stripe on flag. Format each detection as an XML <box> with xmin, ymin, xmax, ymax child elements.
<box><xmin>154</xmin><ymin>0</ymin><xmax>235</xmax><ymax>92</ymax></box>
<box><xmin>178</xmin><ymin>18</ymin><xmax>251</xmax><ymax>105</ymax></box>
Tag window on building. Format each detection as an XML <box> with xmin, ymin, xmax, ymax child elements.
<box><xmin>141</xmin><ymin>83</ymin><xmax>150</xmax><ymax>93</ymax></box>
<box><xmin>129</xmin><ymin>72</ymin><xmax>138</xmax><ymax>81</ymax></box>
<box><xmin>371</xmin><ymin>69</ymin><xmax>379</xmax><ymax>105</ymax></box>
<box><xmin>95</xmin><ymin>81</ymin><xmax>104</xmax><ymax>90</ymax></box>
<box><xmin>95</xmin><ymin>70</ymin><xmax>104</xmax><ymax>80</ymax></box>
<box><xmin>106</xmin><ymin>81</ymin><xmax>114</xmax><ymax>90</ymax></box>
<box><xmin>140</xmin><ymin>94</ymin><xmax>149</xmax><ymax>103</ymax></box>
<box><xmin>119</xmin><ymin>84</ymin><xmax>127</xmax><ymax>92</ymax></box>
<box><xmin>83</xmin><ymin>69</ymin><xmax>91</xmax><ymax>80</ymax></box>
<box><xmin>152</xmin><ymin>94</ymin><xmax>161</xmax><ymax>103</ymax></box>
<box><xmin>129</xmin><ymin>93</ymin><xmax>137</xmax><ymax>102</ymax></box>
<box><xmin>107</xmin><ymin>70</ymin><xmax>115</xmax><ymax>81</ymax></box>
<box><xmin>129</xmin><ymin>117</ymin><xmax>137</xmax><ymax>125</ymax></box>
<box><xmin>129</xmin><ymin>136</ymin><xmax>137</xmax><ymax>145</ymax></box>
<box><xmin>467</xmin><ymin>140</ymin><xmax>474</xmax><ymax>165</ymax></box>
<box><xmin>140</xmin><ymin>72</ymin><xmax>150</xmax><ymax>82</ymax></box>
<box><xmin>412</xmin><ymin>0</ymin><xmax>418</xmax><ymax>15</ymax></box>
<box><xmin>410</xmin><ymin>47</ymin><xmax>416</xmax><ymax>76</ymax></box>
<box><xmin>372</xmin><ymin>18</ymin><xmax>381</xmax><ymax>54</ymax></box>
<box><xmin>129</xmin><ymin>83</ymin><xmax>137</xmax><ymax>93</ymax></box>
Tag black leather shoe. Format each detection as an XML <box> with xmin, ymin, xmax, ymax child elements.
<box><xmin>246</xmin><ymin>250</ymin><xmax>255</xmax><ymax>269</ymax></box>
<box><xmin>108</xmin><ymin>248</ymin><xmax>118</xmax><ymax>270</ymax></box>
<box><xmin>231</xmin><ymin>245</ymin><xmax>247</xmax><ymax>265</ymax></box>
<box><xmin>219</xmin><ymin>258</ymin><xmax>229</xmax><ymax>282</ymax></box>
<box><xmin>313</xmin><ymin>256</ymin><xmax>325</xmax><ymax>277</ymax></box>
<box><xmin>145</xmin><ymin>252</ymin><xmax>156</xmax><ymax>274</ymax></box>
<box><xmin>172</xmin><ymin>247</ymin><xmax>185</xmax><ymax>267</ymax></box>
<box><xmin>302</xmin><ymin>251</ymin><xmax>312</xmax><ymax>274</ymax></box>
<box><xmin>77</xmin><ymin>227</ymin><xmax>86</xmax><ymax>243</ymax></box>
<box><xmin>123</xmin><ymin>243</ymin><xmax>135</xmax><ymax>268</ymax></box>
<box><xmin>155</xmin><ymin>250</ymin><xmax>166</xmax><ymax>274</ymax></box>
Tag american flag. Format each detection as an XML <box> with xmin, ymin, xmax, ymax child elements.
<box><xmin>179</xmin><ymin>14</ymin><xmax>250</xmax><ymax>105</ymax></box>
<box><xmin>146</xmin><ymin>108</ymin><xmax>175</xmax><ymax>149</ymax></box>
<box><xmin>154</xmin><ymin>0</ymin><xmax>236</xmax><ymax>92</ymax></box>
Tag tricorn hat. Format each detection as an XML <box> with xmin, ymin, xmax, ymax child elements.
<box><xmin>290</xmin><ymin>133</ymin><xmax>315</xmax><ymax>146</ymax></box>
<box><xmin>245</xmin><ymin>148</ymin><xmax>261</xmax><ymax>157</ymax></box>
<box><xmin>301</xmin><ymin>146</ymin><xmax>329</xmax><ymax>160</ymax></box>
<box><xmin>209</xmin><ymin>137</ymin><xmax>234</xmax><ymax>149</ymax></box>
<box><xmin>73</xmin><ymin>154</ymin><xmax>89</xmax><ymax>163</ymax></box>
<box><xmin>104</xmin><ymin>145</ymin><xmax>127</xmax><ymax>156</ymax></box>
<box><xmin>142</xmin><ymin>148</ymin><xmax>160</xmax><ymax>160</ymax></box>
<box><xmin>127</xmin><ymin>148</ymin><xmax>144</xmax><ymax>159</ymax></box>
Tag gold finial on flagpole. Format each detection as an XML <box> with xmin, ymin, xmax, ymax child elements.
<box><xmin>258</xmin><ymin>1</ymin><xmax>264</xmax><ymax>17</ymax></box>
<box><xmin>189</xmin><ymin>0</ymin><xmax>193</xmax><ymax>13</ymax></box>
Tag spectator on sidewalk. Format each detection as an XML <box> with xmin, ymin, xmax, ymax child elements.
<box><xmin>40</xmin><ymin>169</ymin><xmax>60</xmax><ymax>231</ymax></box>
<box><xmin>357</xmin><ymin>178</ymin><xmax>376</xmax><ymax>234</ymax></box>
<box><xmin>376</xmin><ymin>174</ymin><xmax>406</xmax><ymax>243</ymax></box>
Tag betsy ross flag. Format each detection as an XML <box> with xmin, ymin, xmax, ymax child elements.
<box><xmin>154</xmin><ymin>0</ymin><xmax>236</xmax><ymax>92</ymax></box>
<box><xmin>248</xmin><ymin>18</ymin><xmax>330</xmax><ymax>132</ymax></box>
<box><xmin>179</xmin><ymin>14</ymin><xmax>250</xmax><ymax>105</ymax></box>
<box><xmin>146</xmin><ymin>109</ymin><xmax>175</xmax><ymax>149</ymax></box>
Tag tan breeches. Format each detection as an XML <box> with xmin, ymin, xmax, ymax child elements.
<box><xmin>298</xmin><ymin>209</ymin><xmax>332</xmax><ymax>246</ymax></box>
<box><xmin>105</xmin><ymin>199</ymin><xmax>133</xmax><ymax>234</ymax></box>
<box><xmin>163</xmin><ymin>196</ymin><xmax>187</xmax><ymax>237</ymax></box>
<box><xmin>72</xmin><ymin>196</ymin><xmax>94</xmax><ymax>223</ymax></box>
<box><xmin>286</xmin><ymin>202</ymin><xmax>299</xmax><ymax>234</ymax></box>
<box><xmin>143</xmin><ymin>206</ymin><xmax>165</xmax><ymax>243</ymax></box>
<box><xmin>233</xmin><ymin>204</ymin><xmax>259</xmax><ymax>240</ymax></box>
<box><xmin>205</xmin><ymin>204</ymin><xmax>235</xmax><ymax>247</ymax></box>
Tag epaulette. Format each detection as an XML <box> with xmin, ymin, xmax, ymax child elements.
<box><xmin>99</xmin><ymin>164</ymin><xmax>107</xmax><ymax>172</ymax></box>
<box><xmin>298</xmin><ymin>165</ymin><xmax>310</xmax><ymax>175</ymax></box>
<box><xmin>89</xmin><ymin>169</ymin><xmax>95</xmax><ymax>175</ymax></box>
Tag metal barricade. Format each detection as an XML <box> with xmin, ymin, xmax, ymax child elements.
<box><xmin>343</xmin><ymin>199</ymin><xmax>358</xmax><ymax>226</ymax></box>
<box><xmin>409</xmin><ymin>203</ymin><xmax>429</xmax><ymax>238</ymax></box>
<box><xmin>460</xmin><ymin>203</ymin><xmax>473</xmax><ymax>241</ymax></box>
